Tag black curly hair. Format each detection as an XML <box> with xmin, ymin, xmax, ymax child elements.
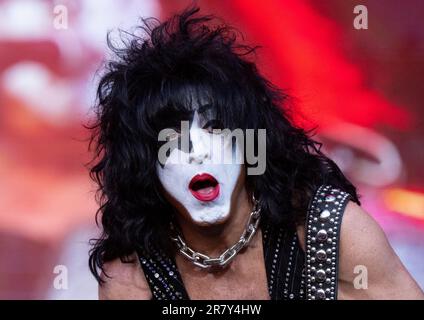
<box><xmin>87</xmin><ymin>6</ymin><xmax>360</xmax><ymax>283</ymax></box>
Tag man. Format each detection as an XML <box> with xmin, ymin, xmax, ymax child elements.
<box><xmin>88</xmin><ymin>7</ymin><xmax>423</xmax><ymax>300</ymax></box>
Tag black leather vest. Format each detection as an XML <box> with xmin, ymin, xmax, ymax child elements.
<box><xmin>138</xmin><ymin>184</ymin><xmax>351</xmax><ymax>300</ymax></box>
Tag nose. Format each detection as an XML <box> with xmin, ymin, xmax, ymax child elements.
<box><xmin>188</xmin><ymin>128</ymin><xmax>210</xmax><ymax>164</ymax></box>
<box><xmin>189</xmin><ymin>151</ymin><xmax>209</xmax><ymax>164</ymax></box>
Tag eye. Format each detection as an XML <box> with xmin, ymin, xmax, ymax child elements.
<box><xmin>202</xmin><ymin>119</ymin><xmax>224</xmax><ymax>134</ymax></box>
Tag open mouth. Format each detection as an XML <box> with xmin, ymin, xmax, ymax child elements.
<box><xmin>189</xmin><ymin>173</ymin><xmax>220</xmax><ymax>202</ymax></box>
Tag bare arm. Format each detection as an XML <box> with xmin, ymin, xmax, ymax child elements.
<box><xmin>298</xmin><ymin>201</ymin><xmax>424</xmax><ymax>300</ymax></box>
<box><xmin>337</xmin><ymin>201</ymin><xmax>423</xmax><ymax>299</ymax></box>
<box><xmin>98</xmin><ymin>253</ymin><xmax>152</xmax><ymax>300</ymax></box>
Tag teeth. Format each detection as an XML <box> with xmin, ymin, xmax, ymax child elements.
<box><xmin>197</xmin><ymin>186</ymin><xmax>214</xmax><ymax>195</ymax></box>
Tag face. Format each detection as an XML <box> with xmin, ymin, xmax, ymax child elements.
<box><xmin>156</xmin><ymin>104</ymin><xmax>244</xmax><ymax>225</ymax></box>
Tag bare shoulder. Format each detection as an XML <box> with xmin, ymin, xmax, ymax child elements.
<box><xmin>99</xmin><ymin>253</ymin><xmax>152</xmax><ymax>300</ymax></box>
<box><xmin>297</xmin><ymin>200</ymin><xmax>423</xmax><ymax>299</ymax></box>
<box><xmin>337</xmin><ymin>201</ymin><xmax>423</xmax><ymax>299</ymax></box>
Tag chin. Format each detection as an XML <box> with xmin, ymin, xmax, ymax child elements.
<box><xmin>189</xmin><ymin>207</ymin><xmax>231</xmax><ymax>227</ymax></box>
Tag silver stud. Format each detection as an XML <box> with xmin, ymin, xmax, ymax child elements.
<box><xmin>316</xmin><ymin>269</ymin><xmax>326</xmax><ymax>282</ymax></box>
<box><xmin>316</xmin><ymin>289</ymin><xmax>326</xmax><ymax>300</ymax></box>
<box><xmin>319</xmin><ymin>209</ymin><xmax>331</xmax><ymax>222</ymax></box>
<box><xmin>316</xmin><ymin>249</ymin><xmax>327</xmax><ymax>261</ymax></box>
<box><xmin>317</xmin><ymin>229</ymin><xmax>328</xmax><ymax>242</ymax></box>
<box><xmin>325</xmin><ymin>195</ymin><xmax>336</xmax><ymax>202</ymax></box>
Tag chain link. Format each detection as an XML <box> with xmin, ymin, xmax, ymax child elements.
<box><xmin>171</xmin><ymin>197</ymin><xmax>261</xmax><ymax>269</ymax></box>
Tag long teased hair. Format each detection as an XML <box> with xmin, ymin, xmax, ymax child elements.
<box><xmin>88</xmin><ymin>7</ymin><xmax>359</xmax><ymax>282</ymax></box>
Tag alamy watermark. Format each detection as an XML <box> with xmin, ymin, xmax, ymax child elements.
<box><xmin>53</xmin><ymin>4</ymin><xmax>68</xmax><ymax>30</ymax></box>
<box><xmin>353</xmin><ymin>264</ymin><xmax>368</xmax><ymax>290</ymax></box>
<box><xmin>353</xmin><ymin>5</ymin><xmax>368</xmax><ymax>30</ymax></box>
<box><xmin>158</xmin><ymin>121</ymin><xmax>267</xmax><ymax>175</ymax></box>
<box><xmin>53</xmin><ymin>265</ymin><xmax>68</xmax><ymax>290</ymax></box>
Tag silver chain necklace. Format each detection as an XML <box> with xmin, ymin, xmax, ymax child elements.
<box><xmin>170</xmin><ymin>197</ymin><xmax>261</xmax><ymax>270</ymax></box>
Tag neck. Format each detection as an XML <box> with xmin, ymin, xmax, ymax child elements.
<box><xmin>175</xmin><ymin>187</ymin><xmax>253</xmax><ymax>258</ymax></box>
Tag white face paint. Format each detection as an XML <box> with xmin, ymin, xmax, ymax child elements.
<box><xmin>157</xmin><ymin>111</ymin><xmax>242</xmax><ymax>224</ymax></box>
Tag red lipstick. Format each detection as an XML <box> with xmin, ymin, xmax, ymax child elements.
<box><xmin>188</xmin><ymin>173</ymin><xmax>220</xmax><ymax>202</ymax></box>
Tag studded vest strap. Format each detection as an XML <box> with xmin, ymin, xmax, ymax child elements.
<box><xmin>138</xmin><ymin>246</ymin><xmax>190</xmax><ymax>300</ymax></box>
<box><xmin>304</xmin><ymin>185</ymin><xmax>352</xmax><ymax>300</ymax></box>
<box><xmin>262</xmin><ymin>220</ymin><xmax>305</xmax><ymax>300</ymax></box>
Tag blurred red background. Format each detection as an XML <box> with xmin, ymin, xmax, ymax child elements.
<box><xmin>0</xmin><ymin>0</ymin><xmax>423</xmax><ymax>299</ymax></box>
